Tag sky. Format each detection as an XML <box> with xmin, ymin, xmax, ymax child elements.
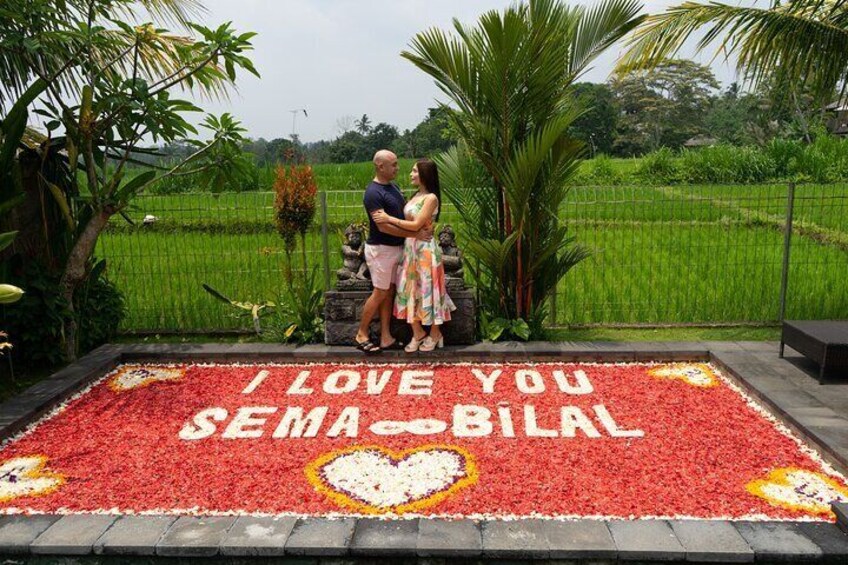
<box><xmin>185</xmin><ymin>0</ymin><xmax>751</xmax><ymax>143</ymax></box>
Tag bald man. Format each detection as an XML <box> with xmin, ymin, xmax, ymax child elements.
<box><xmin>355</xmin><ymin>150</ymin><xmax>429</xmax><ymax>353</ymax></box>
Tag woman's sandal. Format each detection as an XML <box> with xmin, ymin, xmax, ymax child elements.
<box><xmin>419</xmin><ymin>335</ymin><xmax>444</xmax><ymax>352</ymax></box>
<box><xmin>381</xmin><ymin>340</ymin><xmax>405</xmax><ymax>351</ymax></box>
<box><xmin>355</xmin><ymin>339</ymin><xmax>382</xmax><ymax>355</ymax></box>
<box><xmin>405</xmin><ymin>335</ymin><xmax>427</xmax><ymax>353</ymax></box>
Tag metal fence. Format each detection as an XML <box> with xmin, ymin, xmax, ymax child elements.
<box><xmin>97</xmin><ymin>183</ymin><xmax>848</xmax><ymax>333</ymax></box>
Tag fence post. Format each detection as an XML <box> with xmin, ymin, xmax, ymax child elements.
<box><xmin>321</xmin><ymin>191</ymin><xmax>331</xmax><ymax>291</ymax></box>
<box><xmin>778</xmin><ymin>182</ymin><xmax>795</xmax><ymax>324</ymax></box>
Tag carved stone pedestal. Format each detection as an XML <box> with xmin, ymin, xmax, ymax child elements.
<box><xmin>324</xmin><ymin>289</ymin><xmax>476</xmax><ymax>346</ymax></box>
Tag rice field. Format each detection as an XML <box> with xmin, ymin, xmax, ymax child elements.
<box><xmin>97</xmin><ymin>180</ymin><xmax>848</xmax><ymax>332</ymax></box>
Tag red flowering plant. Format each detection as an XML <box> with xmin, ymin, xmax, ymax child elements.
<box><xmin>271</xmin><ymin>164</ymin><xmax>322</xmax><ymax>343</ymax></box>
<box><xmin>273</xmin><ymin>164</ymin><xmax>318</xmax><ymax>275</ymax></box>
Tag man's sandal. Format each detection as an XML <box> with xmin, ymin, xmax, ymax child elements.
<box><xmin>355</xmin><ymin>339</ymin><xmax>382</xmax><ymax>355</ymax></box>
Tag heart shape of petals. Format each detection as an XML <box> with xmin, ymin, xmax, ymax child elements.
<box><xmin>109</xmin><ymin>365</ymin><xmax>185</xmax><ymax>392</ymax></box>
<box><xmin>0</xmin><ymin>456</ymin><xmax>65</xmax><ymax>503</ymax></box>
<box><xmin>747</xmin><ymin>467</ymin><xmax>848</xmax><ymax>515</ymax></box>
<box><xmin>306</xmin><ymin>444</ymin><xmax>477</xmax><ymax>514</ymax></box>
<box><xmin>648</xmin><ymin>363</ymin><xmax>719</xmax><ymax>388</ymax></box>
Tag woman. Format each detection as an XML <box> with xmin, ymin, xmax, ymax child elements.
<box><xmin>371</xmin><ymin>159</ymin><xmax>456</xmax><ymax>352</ymax></box>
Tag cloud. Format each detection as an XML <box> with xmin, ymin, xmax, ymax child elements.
<box><xmin>191</xmin><ymin>0</ymin><xmax>747</xmax><ymax>142</ymax></box>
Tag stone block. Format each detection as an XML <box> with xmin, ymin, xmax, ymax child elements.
<box><xmin>220</xmin><ymin>516</ymin><xmax>297</xmax><ymax>557</ymax></box>
<box><xmin>705</xmin><ymin>341</ymin><xmax>746</xmax><ymax>352</ymax></box>
<box><xmin>417</xmin><ymin>518</ymin><xmax>481</xmax><ymax>557</ymax></box>
<box><xmin>834</xmin><ymin>502</ymin><xmax>848</xmax><ymax>533</ymax></box>
<box><xmin>0</xmin><ymin>515</ymin><xmax>60</xmax><ymax>554</ymax></box>
<box><xmin>93</xmin><ymin>515</ymin><xmax>176</xmax><ymax>555</ymax></box>
<box><xmin>608</xmin><ymin>520</ymin><xmax>684</xmax><ymax>561</ymax></box>
<box><xmin>155</xmin><ymin>516</ymin><xmax>235</xmax><ymax>557</ymax></box>
<box><xmin>324</xmin><ymin>321</ymin><xmax>363</xmax><ymax>347</ymax></box>
<box><xmin>30</xmin><ymin>515</ymin><xmax>116</xmax><ymax>555</ymax></box>
<box><xmin>325</xmin><ymin>300</ymin><xmax>356</xmax><ymax>322</ymax></box>
<box><xmin>734</xmin><ymin>521</ymin><xmax>822</xmax><ymax>561</ymax></box>
<box><xmin>324</xmin><ymin>289</ymin><xmax>476</xmax><ymax>346</ymax></box>
<box><xmin>225</xmin><ymin>343</ymin><xmax>298</xmax><ymax>362</ymax></box>
<box><xmin>795</xmin><ymin>522</ymin><xmax>848</xmax><ymax>562</ymax></box>
<box><xmin>544</xmin><ymin>520</ymin><xmax>617</xmax><ymax>560</ymax></box>
<box><xmin>738</xmin><ymin>341</ymin><xmax>780</xmax><ymax>353</ymax></box>
<box><xmin>481</xmin><ymin>519</ymin><xmax>548</xmax><ymax>559</ymax></box>
<box><xmin>350</xmin><ymin>518</ymin><xmax>419</xmax><ymax>556</ymax></box>
<box><xmin>285</xmin><ymin>518</ymin><xmax>355</xmax><ymax>556</ymax></box>
<box><xmin>669</xmin><ymin>520</ymin><xmax>753</xmax><ymax>562</ymax></box>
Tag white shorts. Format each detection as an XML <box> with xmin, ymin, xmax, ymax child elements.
<box><xmin>364</xmin><ymin>244</ymin><xmax>403</xmax><ymax>290</ymax></box>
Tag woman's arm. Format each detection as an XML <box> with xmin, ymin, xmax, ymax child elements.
<box><xmin>378</xmin><ymin>223</ymin><xmax>422</xmax><ymax>238</ymax></box>
<box><xmin>372</xmin><ymin>195</ymin><xmax>437</xmax><ymax>231</ymax></box>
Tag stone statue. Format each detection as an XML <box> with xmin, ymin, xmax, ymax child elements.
<box><xmin>336</xmin><ymin>223</ymin><xmax>372</xmax><ymax>290</ymax></box>
<box><xmin>439</xmin><ymin>225</ymin><xmax>465</xmax><ymax>291</ymax></box>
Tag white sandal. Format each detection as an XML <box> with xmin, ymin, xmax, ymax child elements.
<box><xmin>419</xmin><ymin>335</ymin><xmax>444</xmax><ymax>352</ymax></box>
<box><xmin>405</xmin><ymin>334</ymin><xmax>427</xmax><ymax>353</ymax></box>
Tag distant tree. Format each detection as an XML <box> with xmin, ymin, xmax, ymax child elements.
<box><xmin>327</xmin><ymin>131</ymin><xmax>367</xmax><ymax>163</ymax></box>
<box><xmin>568</xmin><ymin>83</ymin><xmax>617</xmax><ymax>156</ymax></box>
<box><xmin>368</xmin><ymin>122</ymin><xmax>400</xmax><ymax>153</ymax></box>
<box><xmin>335</xmin><ymin>115</ymin><xmax>356</xmax><ymax>135</ymax></box>
<box><xmin>355</xmin><ymin>114</ymin><xmax>372</xmax><ymax>135</ymax></box>
<box><xmin>704</xmin><ymin>83</ymin><xmax>764</xmax><ymax>145</ymax></box>
<box><xmin>241</xmin><ymin>137</ymin><xmax>299</xmax><ymax>166</ymax></box>
<box><xmin>611</xmin><ymin>59</ymin><xmax>719</xmax><ymax>155</ymax></box>
<box><xmin>397</xmin><ymin>107</ymin><xmax>456</xmax><ymax>157</ymax></box>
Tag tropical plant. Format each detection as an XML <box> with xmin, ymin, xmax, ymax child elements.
<box><xmin>273</xmin><ymin>163</ymin><xmax>318</xmax><ymax>274</ymax></box>
<box><xmin>402</xmin><ymin>0</ymin><xmax>644</xmax><ymax>329</ymax></box>
<box><xmin>0</xmin><ymin>0</ymin><xmax>259</xmax><ymax>360</ymax></box>
<box><xmin>202</xmin><ymin>284</ymin><xmax>275</xmax><ymax>335</ymax></box>
<box><xmin>270</xmin><ymin>265</ymin><xmax>325</xmax><ymax>345</ymax></box>
<box><xmin>355</xmin><ymin>114</ymin><xmax>372</xmax><ymax>135</ymax></box>
<box><xmin>618</xmin><ymin>0</ymin><xmax>848</xmax><ymax>108</ymax></box>
<box><xmin>0</xmin><ymin>228</ymin><xmax>24</xmax><ymax>356</ymax></box>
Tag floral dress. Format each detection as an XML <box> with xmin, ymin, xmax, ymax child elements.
<box><xmin>394</xmin><ymin>197</ymin><xmax>457</xmax><ymax>325</ymax></box>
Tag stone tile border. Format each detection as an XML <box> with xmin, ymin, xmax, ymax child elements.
<box><xmin>1</xmin><ymin>341</ymin><xmax>847</xmax><ymax>561</ymax></box>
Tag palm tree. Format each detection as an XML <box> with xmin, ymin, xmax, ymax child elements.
<box><xmin>355</xmin><ymin>114</ymin><xmax>372</xmax><ymax>135</ymax></box>
<box><xmin>618</xmin><ymin>0</ymin><xmax>848</xmax><ymax>106</ymax></box>
<box><xmin>402</xmin><ymin>0</ymin><xmax>644</xmax><ymax>327</ymax></box>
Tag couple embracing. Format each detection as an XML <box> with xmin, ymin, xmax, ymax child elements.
<box><xmin>354</xmin><ymin>150</ymin><xmax>456</xmax><ymax>354</ymax></box>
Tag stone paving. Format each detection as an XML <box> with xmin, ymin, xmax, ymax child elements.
<box><xmin>1</xmin><ymin>341</ymin><xmax>847</xmax><ymax>563</ymax></box>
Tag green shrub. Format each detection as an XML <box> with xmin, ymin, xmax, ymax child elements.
<box><xmin>77</xmin><ymin>266</ymin><xmax>126</xmax><ymax>353</ymax></box>
<box><xmin>789</xmin><ymin>132</ymin><xmax>848</xmax><ymax>182</ymax></box>
<box><xmin>577</xmin><ymin>154</ymin><xmax>622</xmax><ymax>185</ymax></box>
<box><xmin>2</xmin><ymin>260</ymin><xmax>125</xmax><ymax>368</ymax></box>
<box><xmin>764</xmin><ymin>138</ymin><xmax>804</xmax><ymax>179</ymax></box>
<box><xmin>2</xmin><ymin>261</ymin><xmax>69</xmax><ymax>366</ymax></box>
<box><xmin>266</xmin><ymin>266</ymin><xmax>324</xmax><ymax>345</ymax></box>
<box><xmin>635</xmin><ymin>147</ymin><xmax>680</xmax><ymax>184</ymax></box>
<box><xmin>679</xmin><ymin>144</ymin><xmax>776</xmax><ymax>184</ymax></box>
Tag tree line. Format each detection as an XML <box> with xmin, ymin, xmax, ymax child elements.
<box><xmin>155</xmin><ymin>58</ymin><xmax>836</xmax><ymax>167</ymax></box>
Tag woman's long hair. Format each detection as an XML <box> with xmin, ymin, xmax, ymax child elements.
<box><xmin>416</xmin><ymin>158</ymin><xmax>441</xmax><ymax>221</ymax></box>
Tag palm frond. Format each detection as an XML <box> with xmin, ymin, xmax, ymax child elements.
<box><xmin>619</xmin><ymin>0</ymin><xmax>848</xmax><ymax>100</ymax></box>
